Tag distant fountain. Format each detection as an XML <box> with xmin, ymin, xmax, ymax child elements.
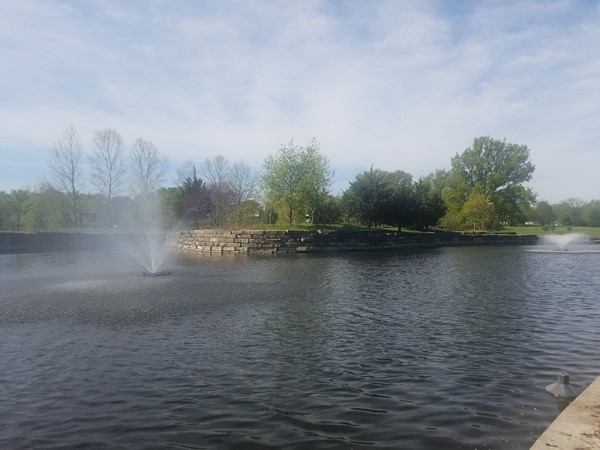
<box><xmin>540</xmin><ymin>233</ymin><xmax>591</xmax><ymax>251</ymax></box>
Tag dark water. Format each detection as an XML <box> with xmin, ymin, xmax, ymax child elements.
<box><xmin>1</xmin><ymin>245</ymin><xmax>599</xmax><ymax>449</ymax></box>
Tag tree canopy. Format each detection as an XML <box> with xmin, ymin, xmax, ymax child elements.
<box><xmin>261</xmin><ymin>139</ymin><xmax>333</xmax><ymax>224</ymax></box>
<box><xmin>446</xmin><ymin>136</ymin><xmax>536</xmax><ymax>228</ymax></box>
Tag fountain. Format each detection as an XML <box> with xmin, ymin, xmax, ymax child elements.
<box><xmin>119</xmin><ymin>190</ymin><xmax>173</xmax><ymax>276</ymax></box>
<box><xmin>539</xmin><ymin>233</ymin><xmax>592</xmax><ymax>251</ymax></box>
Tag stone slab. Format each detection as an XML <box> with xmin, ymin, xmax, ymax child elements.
<box><xmin>530</xmin><ymin>375</ymin><xmax>600</xmax><ymax>449</ymax></box>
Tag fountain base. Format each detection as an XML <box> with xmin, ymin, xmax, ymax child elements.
<box><xmin>141</xmin><ymin>271</ymin><xmax>173</xmax><ymax>277</ymax></box>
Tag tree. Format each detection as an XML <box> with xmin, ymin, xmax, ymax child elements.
<box><xmin>581</xmin><ymin>200</ymin><xmax>600</xmax><ymax>227</ymax></box>
<box><xmin>385</xmin><ymin>170</ymin><xmax>415</xmax><ymax>231</ymax></box>
<box><xmin>229</xmin><ymin>160</ymin><xmax>257</xmax><ymax>226</ymax></box>
<box><xmin>448</xmin><ymin>137</ymin><xmax>536</xmax><ymax>224</ymax></box>
<box><xmin>130</xmin><ymin>138</ymin><xmax>168</xmax><ymax>197</ymax></box>
<box><xmin>201</xmin><ymin>155</ymin><xmax>234</xmax><ymax>227</ymax></box>
<box><xmin>89</xmin><ymin>128</ymin><xmax>126</xmax><ymax>227</ymax></box>
<box><xmin>531</xmin><ymin>200</ymin><xmax>555</xmax><ymax>226</ymax></box>
<box><xmin>29</xmin><ymin>184</ymin><xmax>69</xmax><ymax>230</ymax></box>
<box><xmin>412</xmin><ymin>176</ymin><xmax>447</xmax><ymax>230</ymax></box>
<box><xmin>297</xmin><ymin>139</ymin><xmax>334</xmax><ymax>224</ymax></box>
<box><xmin>262</xmin><ymin>139</ymin><xmax>333</xmax><ymax>225</ymax></box>
<box><xmin>180</xmin><ymin>164</ymin><xmax>212</xmax><ymax>227</ymax></box>
<box><xmin>50</xmin><ymin>126</ymin><xmax>85</xmax><ymax>227</ymax></box>
<box><xmin>342</xmin><ymin>168</ymin><xmax>395</xmax><ymax>227</ymax></box>
<box><xmin>461</xmin><ymin>192</ymin><xmax>496</xmax><ymax>230</ymax></box>
<box><xmin>175</xmin><ymin>160</ymin><xmax>197</xmax><ymax>187</ymax></box>
<box><xmin>7</xmin><ymin>189</ymin><xmax>31</xmax><ymax>230</ymax></box>
<box><xmin>130</xmin><ymin>138</ymin><xmax>168</xmax><ymax>229</ymax></box>
<box><xmin>554</xmin><ymin>198</ymin><xmax>584</xmax><ymax>226</ymax></box>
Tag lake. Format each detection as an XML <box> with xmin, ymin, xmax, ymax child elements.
<box><xmin>1</xmin><ymin>245</ymin><xmax>599</xmax><ymax>449</ymax></box>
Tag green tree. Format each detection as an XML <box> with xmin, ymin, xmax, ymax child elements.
<box><xmin>262</xmin><ymin>139</ymin><xmax>332</xmax><ymax>225</ymax></box>
<box><xmin>29</xmin><ymin>184</ymin><xmax>69</xmax><ymax>230</ymax></box>
<box><xmin>342</xmin><ymin>168</ymin><xmax>394</xmax><ymax>227</ymax></box>
<box><xmin>461</xmin><ymin>192</ymin><xmax>496</xmax><ymax>230</ymax></box>
<box><xmin>385</xmin><ymin>170</ymin><xmax>415</xmax><ymax>231</ymax></box>
<box><xmin>531</xmin><ymin>200</ymin><xmax>555</xmax><ymax>226</ymax></box>
<box><xmin>7</xmin><ymin>189</ymin><xmax>31</xmax><ymax>231</ymax></box>
<box><xmin>447</xmin><ymin>136</ymin><xmax>536</xmax><ymax>224</ymax></box>
<box><xmin>297</xmin><ymin>139</ymin><xmax>334</xmax><ymax>224</ymax></box>
<box><xmin>554</xmin><ymin>198</ymin><xmax>584</xmax><ymax>226</ymax></box>
<box><xmin>412</xmin><ymin>177</ymin><xmax>447</xmax><ymax>230</ymax></box>
<box><xmin>581</xmin><ymin>199</ymin><xmax>600</xmax><ymax>227</ymax></box>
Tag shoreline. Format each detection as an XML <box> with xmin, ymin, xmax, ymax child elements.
<box><xmin>0</xmin><ymin>229</ymin><xmax>539</xmax><ymax>255</ymax></box>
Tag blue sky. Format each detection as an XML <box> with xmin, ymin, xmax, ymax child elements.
<box><xmin>1</xmin><ymin>0</ymin><xmax>599</xmax><ymax>202</ymax></box>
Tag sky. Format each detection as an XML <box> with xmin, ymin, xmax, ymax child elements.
<box><xmin>1</xmin><ymin>0</ymin><xmax>599</xmax><ymax>203</ymax></box>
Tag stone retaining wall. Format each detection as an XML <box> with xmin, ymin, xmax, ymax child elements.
<box><xmin>177</xmin><ymin>229</ymin><xmax>538</xmax><ymax>254</ymax></box>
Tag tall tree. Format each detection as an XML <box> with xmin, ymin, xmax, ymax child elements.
<box><xmin>89</xmin><ymin>128</ymin><xmax>126</xmax><ymax>227</ymax></box>
<box><xmin>7</xmin><ymin>189</ymin><xmax>31</xmax><ymax>231</ymax></box>
<box><xmin>50</xmin><ymin>126</ymin><xmax>85</xmax><ymax>227</ymax></box>
<box><xmin>229</xmin><ymin>160</ymin><xmax>257</xmax><ymax>226</ymax></box>
<box><xmin>130</xmin><ymin>138</ymin><xmax>168</xmax><ymax>197</ymax></box>
<box><xmin>201</xmin><ymin>155</ymin><xmax>234</xmax><ymax>227</ymax></box>
<box><xmin>262</xmin><ymin>139</ymin><xmax>332</xmax><ymax>225</ymax></box>
<box><xmin>412</xmin><ymin>176</ymin><xmax>447</xmax><ymax>230</ymax></box>
<box><xmin>385</xmin><ymin>170</ymin><xmax>415</xmax><ymax>231</ymax></box>
<box><xmin>298</xmin><ymin>139</ymin><xmax>334</xmax><ymax>224</ymax></box>
<box><xmin>130</xmin><ymin>138</ymin><xmax>168</xmax><ymax>228</ymax></box>
<box><xmin>342</xmin><ymin>168</ymin><xmax>395</xmax><ymax>227</ymax></box>
<box><xmin>448</xmin><ymin>136</ymin><xmax>536</xmax><ymax>225</ymax></box>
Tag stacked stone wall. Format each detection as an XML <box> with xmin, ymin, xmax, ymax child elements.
<box><xmin>177</xmin><ymin>229</ymin><xmax>539</xmax><ymax>254</ymax></box>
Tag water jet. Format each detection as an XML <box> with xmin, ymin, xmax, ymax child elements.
<box><xmin>540</xmin><ymin>233</ymin><xmax>590</xmax><ymax>251</ymax></box>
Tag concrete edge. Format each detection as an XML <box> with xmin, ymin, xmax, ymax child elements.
<box><xmin>530</xmin><ymin>375</ymin><xmax>600</xmax><ymax>449</ymax></box>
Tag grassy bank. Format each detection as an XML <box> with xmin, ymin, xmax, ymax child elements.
<box><xmin>504</xmin><ymin>225</ymin><xmax>600</xmax><ymax>237</ymax></box>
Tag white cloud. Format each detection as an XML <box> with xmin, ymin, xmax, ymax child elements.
<box><xmin>0</xmin><ymin>0</ymin><xmax>598</xmax><ymax>202</ymax></box>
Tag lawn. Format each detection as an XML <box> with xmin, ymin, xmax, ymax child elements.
<box><xmin>504</xmin><ymin>225</ymin><xmax>600</xmax><ymax>237</ymax></box>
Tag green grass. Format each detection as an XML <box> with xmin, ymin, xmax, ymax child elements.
<box><xmin>504</xmin><ymin>225</ymin><xmax>600</xmax><ymax>237</ymax></box>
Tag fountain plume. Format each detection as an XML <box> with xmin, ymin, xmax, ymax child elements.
<box><xmin>540</xmin><ymin>233</ymin><xmax>591</xmax><ymax>251</ymax></box>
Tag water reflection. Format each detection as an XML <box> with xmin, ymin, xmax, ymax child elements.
<box><xmin>1</xmin><ymin>246</ymin><xmax>599</xmax><ymax>449</ymax></box>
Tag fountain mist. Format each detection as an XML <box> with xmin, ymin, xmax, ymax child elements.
<box><xmin>540</xmin><ymin>233</ymin><xmax>591</xmax><ymax>251</ymax></box>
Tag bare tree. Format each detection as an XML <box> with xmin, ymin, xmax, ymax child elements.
<box><xmin>130</xmin><ymin>138</ymin><xmax>168</xmax><ymax>230</ymax></box>
<box><xmin>229</xmin><ymin>160</ymin><xmax>257</xmax><ymax>226</ymax></box>
<box><xmin>201</xmin><ymin>155</ymin><xmax>230</xmax><ymax>187</ymax></box>
<box><xmin>201</xmin><ymin>155</ymin><xmax>233</xmax><ymax>227</ymax></box>
<box><xmin>175</xmin><ymin>160</ymin><xmax>198</xmax><ymax>188</ymax></box>
<box><xmin>130</xmin><ymin>138</ymin><xmax>168</xmax><ymax>197</ymax></box>
<box><xmin>50</xmin><ymin>126</ymin><xmax>85</xmax><ymax>227</ymax></box>
<box><xmin>89</xmin><ymin>128</ymin><xmax>126</xmax><ymax>227</ymax></box>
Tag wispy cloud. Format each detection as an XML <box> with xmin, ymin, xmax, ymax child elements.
<box><xmin>0</xmin><ymin>0</ymin><xmax>598</xmax><ymax>201</ymax></box>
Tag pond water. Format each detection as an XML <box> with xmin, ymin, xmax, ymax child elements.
<box><xmin>1</xmin><ymin>245</ymin><xmax>599</xmax><ymax>449</ymax></box>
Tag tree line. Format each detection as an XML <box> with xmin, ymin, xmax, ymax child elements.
<box><xmin>2</xmin><ymin>129</ymin><xmax>596</xmax><ymax>232</ymax></box>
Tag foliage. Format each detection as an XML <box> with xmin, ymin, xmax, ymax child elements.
<box><xmin>412</xmin><ymin>176</ymin><xmax>447</xmax><ymax>230</ymax></box>
<box><xmin>461</xmin><ymin>192</ymin><xmax>496</xmax><ymax>230</ymax></box>
<box><xmin>531</xmin><ymin>201</ymin><xmax>555</xmax><ymax>226</ymax></box>
<box><xmin>445</xmin><ymin>136</ymin><xmax>536</xmax><ymax>228</ymax></box>
<box><xmin>343</xmin><ymin>169</ymin><xmax>446</xmax><ymax>230</ymax></box>
<box><xmin>261</xmin><ymin>139</ymin><xmax>333</xmax><ymax>225</ymax></box>
<box><xmin>342</xmin><ymin>168</ymin><xmax>394</xmax><ymax>227</ymax></box>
